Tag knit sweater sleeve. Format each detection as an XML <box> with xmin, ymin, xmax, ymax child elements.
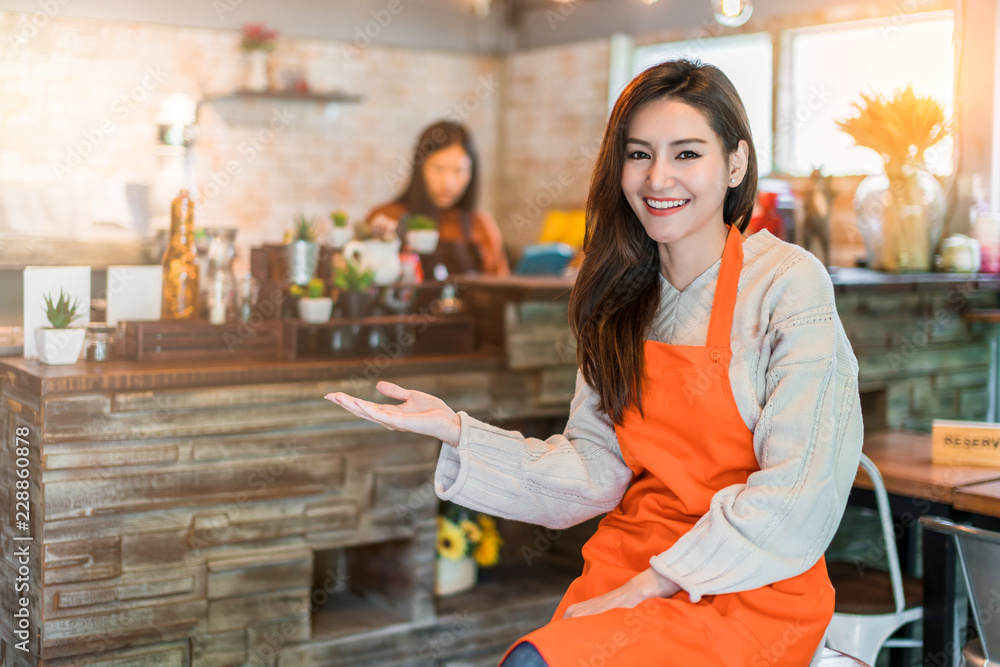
<box><xmin>434</xmin><ymin>369</ymin><xmax>633</xmax><ymax>529</ymax></box>
<box><xmin>648</xmin><ymin>250</ymin><xmax>864</xmax><ymax>602</ymax></box>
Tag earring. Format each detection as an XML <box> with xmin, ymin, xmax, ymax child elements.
<box><xmin>730</xmin><ymin>178</ymin><xmax>736</xmax><ymax>183</ymax></box>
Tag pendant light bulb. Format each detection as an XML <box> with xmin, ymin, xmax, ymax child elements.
<box><xmin>471</xmin><ymin>0</ymin><xmax>490</xmax><ymax>18</ymax></box>
<box><xmin>712</xmin><ymin>0</ymin><xmax>752</xmax><ymax>27</ymax></box>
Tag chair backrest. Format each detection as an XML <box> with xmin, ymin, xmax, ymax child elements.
<box><xmin>920</xmin><ymin>516</ymin><xmax>1000</xmax><ymax>663</ymax></box>
<box><xmin>818</xmin><ymin>647</ymin><xmax>871</xmax><ymax>666</ymax></box>
<box><xmin>857</xmin><ymin>453</ymin><xmax>907</xmax><ymax>615</ymax></box>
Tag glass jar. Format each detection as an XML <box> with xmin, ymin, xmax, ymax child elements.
<box><xmin>236</xmin><ymin>272</ymin><xmax>261</xmax><ymax>322</ymax></box>
<box><xmin>201</xmin><ymin>227</ymin><xmax>239</xmax><ymax>319</ymax></box>
<box><xmin>854</xmin><ymin>162</ymin><xmax>946</xmax><ymax>272</ymax></box>
<box><xmin>84</xmin><ymin>324</ymin><xmax>116</xmax><ymax>362</ymax></box>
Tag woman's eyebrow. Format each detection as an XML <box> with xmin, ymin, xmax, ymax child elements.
<box><xmin>625</xmin><ymin>137</ymin><xmax>709</xmax><ymax>147</ymax></box>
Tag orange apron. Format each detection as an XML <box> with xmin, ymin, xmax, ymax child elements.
<box><xmin>501</xmin><ymin>223</ymin><xmax>834</xmax><ymax>666</ymax></box>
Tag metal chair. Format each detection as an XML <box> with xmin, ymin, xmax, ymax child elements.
<box><xmin>817</xmin><ymin>647</ymin><xmax>870</xmax><ymax>666</ymax></box>
<box><xmin>920</xmin><ymin>516</ymin><xmax>1000</xmax><ymax>667</ymax></box>
<box><xmin>824</xmin><ymin>453</ymin><xmax>923</xmax><ymax>665</ymax></box>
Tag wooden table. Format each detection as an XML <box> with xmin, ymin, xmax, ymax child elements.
<box><xmin>858</xmin><ymin>431</ymin><xmax>1000</xmax><ymax>504</ymax></box>
<box><xmin>953</xmin><ymin>479</ymin><xmax>1000</xmax><ymax>519</ymax></box>
<box><xmin>853</xmin><ymin>430</ymin><xmax>1000</xmax><ymax>667</ymax></box>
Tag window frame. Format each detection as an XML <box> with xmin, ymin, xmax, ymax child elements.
<box><xmin>616</xmin><ymin>8</ymin><xmax>957</xmax><ymax>179</ymax></box>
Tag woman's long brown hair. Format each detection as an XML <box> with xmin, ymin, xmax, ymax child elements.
<box><xmin>568</xmin><ymin>59</ymin><xmax>759</xmax><ymax>426</ymax></box>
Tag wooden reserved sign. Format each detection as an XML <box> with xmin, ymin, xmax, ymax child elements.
<box><xmin>932</xmin><ymin>419</ymin><xmax>1000</xmax><ymax>467</ymax></box>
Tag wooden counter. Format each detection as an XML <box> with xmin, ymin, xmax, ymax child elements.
<box><xmin>2</xmin><ymin>270</ymin><xmax>998</xmax><ymax>666</ymax></box>
<box><xmin>0</xmin><ymin>329</ymin><xmax>582</xmax><ymax>665</ymax></box>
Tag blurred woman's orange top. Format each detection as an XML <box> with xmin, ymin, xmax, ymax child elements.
<box><xmin>365</xmin><ymin>202</ymin><xmax>510</xmax><ymax>277</ymax></box>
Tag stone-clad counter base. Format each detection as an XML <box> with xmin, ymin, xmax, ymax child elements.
<box><xmin>0</xmin><ymin>352</ymin><xmax>582</xmax><ymax>667</ymax></box>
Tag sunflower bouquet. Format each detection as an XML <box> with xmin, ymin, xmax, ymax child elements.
<box><xmin>436</xmin><ymin>503</ymin><xmax>503</xmax><ymax>568</ymax></box>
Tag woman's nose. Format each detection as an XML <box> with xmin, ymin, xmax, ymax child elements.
<box><xmin>646</xmin><ymin>159</ymin><xmax>676</xmax><ymax>190</ymax></box>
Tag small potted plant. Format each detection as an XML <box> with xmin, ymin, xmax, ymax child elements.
<box><xmin>297</xmin><ymin>277</ymin><xmax>333</xmax><ymax>324</ymax></box>
<box><xmin>435</xmin><ymin>503</ymin><xmax>503</xmax><ymax>596</ymax></box>
<box><xmin>240</xmin><ymin>22</ymin><xmax>279</xmax><ymax>91</ymax></box>
<box><xmin>285</xmin><ymin>213</ymin><xmax>320</xmax><ymax>286</ymax></box>
<box><xmin>333</xmin><ymin>252</ymin><xmax>376</xmax><ymax>319</ymax></box>
<box><xmin>329</xmin><ymin>210</ymin><xmax>353</xmax><ymax>250</ymax></box>
<box><xmin>35</xmin><ymin>290</ymin><xmax>87</xmax><ymax>365</ymax></box>
<box><xmin>405</xmin><ymin>214</ymin><xmax>440</xmax><ymax>254</ymax></box>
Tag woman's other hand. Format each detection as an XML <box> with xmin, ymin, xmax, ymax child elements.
<box><xmin>562</xmin><ymin>568</ymin><xmax>680</xmax><ymax>619</ymax></box>
<box><xmin>325</xmin><ymin>381</ymin><xmax>462</xmax><ymax>447</ymax></box>
<box><xmin>369</xmin><ymin>213</ymin><xmax>399</xmax><ymax>241</ymax></box>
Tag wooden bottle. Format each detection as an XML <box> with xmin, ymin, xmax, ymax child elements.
<box><xmin>161</xmin><ymin>189</ymin><xmax>200</xmax><ymax>319</ymax></box>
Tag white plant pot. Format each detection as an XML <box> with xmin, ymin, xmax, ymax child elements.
<box><xmin>298</xmin><ymin>297</ymin><xmax>333</xmax><ymax>324</ymax></box>
<box><xmin>406</xmin><ymin>229</ymin><xmax>440</xmax><ymax>255</ymax></box>
<box><xmin>329</xmin><ymin>226</ymin><xmax>353</xmax><ymax>250</ymax></box>
<box><xmin>434</xmin><ymin>556</ymin><xmax>477</xmax><ymax>596</ymax></box>
<box><xmin>34</xmin><ymin>328</ymin><xmax>86</xmax><ymax>365</ymax></box>
<box><xmin>243</xmin><ymin>49</ymin><xmax>270</xmax><ymax>92</ymax></box>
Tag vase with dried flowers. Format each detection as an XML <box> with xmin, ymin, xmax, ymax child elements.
<box><xmin>837</xmin><ymin>86</ymin><xmax>950</xmax><ymax>272</ymax></box>
<box><xmin>240</xmin><ymin>23</ymin><xmax>278</xmax><ymax>92</ymax></box>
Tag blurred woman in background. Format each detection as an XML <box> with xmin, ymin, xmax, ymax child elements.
<box><xmin>364</xmin><ymin>120</ymin><xmax>510</xmax><ymax>279</ymax></box>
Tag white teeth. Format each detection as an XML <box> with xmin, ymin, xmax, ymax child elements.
<box><xmin>645</xmin><ymin>198</ymin><xmax>687</xmax><ymax>210</ymax></box>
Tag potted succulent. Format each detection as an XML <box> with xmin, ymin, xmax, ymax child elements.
<box><xmin>435</xmin><ymin>502</ymin><xmax>503</xmax><ymax>596</ymax></box>
<box><xmin>286</xmin><ymin>213</ymin><xmax>320</xmax><ymax>286</ymax></box>
<box><xmin>333</xmin><ymin>252</ymin><xmax>376</xmax><ymax>319</ymax></box>
<box><xmin>35</xmin><ymin>290</ymin><xmax>87</xmax><ymax>365</ymax></box>
<box><xmin>405</xmin><ymin>214</ymin><xmax>440</xmax><ymax>254</ymax></box>
<box><xmin>297</xmin><ymin>277</ymin><xmax>333</xmax><ymax>324</ymax></box>
<box><xmin>329</xmin><ymin>210</ymin><xmax>353</xmax><ymax>250</ymax></box>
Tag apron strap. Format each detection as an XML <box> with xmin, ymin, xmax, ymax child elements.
<box><xmin>705</xmin><ymin>223</ymin><xmax>744</xmax><ymax>350</ymax></box>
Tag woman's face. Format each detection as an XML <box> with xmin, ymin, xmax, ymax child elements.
<box><xmin>422</xmin><ymin>143</ymin><xmax>472</xmax><ymax>210</ymax></box>
<box><xmin>621</xmin><ymin>98</ymin><xmax>745</xmax><ymax>247</ymax></box>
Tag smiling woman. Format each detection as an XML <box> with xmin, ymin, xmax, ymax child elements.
<box><xmin>328</xmin><ymin>59</ymin><xmax>863</xmax><ymax>667</ymax></box>
<box><xmin>621</xmin><ymin>99</ymin><xmax>748</xmax><ymax>290</ymax></box>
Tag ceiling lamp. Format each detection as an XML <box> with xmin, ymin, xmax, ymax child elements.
<box><xmin>712</xmin><ymin>0</ymin><xmax>752</xmax><ymax>27</ymax></box>
<box><xmin>471</xmin><ymin>0</ymin><xmax>491</xmax><ymax>18</ymax></box>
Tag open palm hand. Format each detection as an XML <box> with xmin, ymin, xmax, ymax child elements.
<box><xmin>325</xmin><ymin>381</ymin><xmax>462</xmax><ymax>446</ymax></box>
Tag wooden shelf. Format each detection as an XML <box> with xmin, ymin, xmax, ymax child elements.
<box><xmin>435</xmin><ymin>564</ymin><xmax>575</xmax><ymax>618</ymax></box>
<box><xmin>282</xmin><ymin>314</ymin><xmax>475</xmax><ymax>360</ymax></box>
<box><xmin>202</xmin><ymin>90</ymin><xmax>363</xmax><ymax>105</ymax></box>
<box><xmin>312</xmin><ymin>591</ymin><xmax>411</xmax><ymax>643</ymax></box>
<box><xmin>291</xmin><ymin>565</ymin><xmax>575</xmax><ymax>666</ymax></box>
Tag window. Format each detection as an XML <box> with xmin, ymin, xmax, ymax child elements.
<box><xmin>783</xmin><ymin>13</ymin><xmax>955</xmax><ymax>176</ymax></box>
<box><xmin>630</xmin><ymin>33</ymin><xmax>775</xmax><ymax>175</ymax></box>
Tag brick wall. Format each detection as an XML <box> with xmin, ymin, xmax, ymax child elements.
<box><xmin>0</xmin><ymin>13</ymin><xmax>501</xmax><ymax>266</ymax></box>
<box><xmin>496</xmin><ymin>39</ymin><xmax>610</xmax><ymax>249</ymax></box>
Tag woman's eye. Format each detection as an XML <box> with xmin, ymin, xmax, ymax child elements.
<box><xmin>627</xmin><ymin>150</ymin><xmax>650</xmax><ymax>160</ymax></box>
<box><xmin>677</xmin><ymin>150</ymin><xmax>700</xmax><ymax>160</ymax></box>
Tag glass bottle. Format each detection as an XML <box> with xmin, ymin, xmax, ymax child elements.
<box><xmin>161</xmin><ymin>189</ymin><xmax>200</xmax><ymax>319</ymax></box>
<box><xmin>201</xmin><ymin>227</ymin><xmax>238</xmax><ymax>322</ymax></box>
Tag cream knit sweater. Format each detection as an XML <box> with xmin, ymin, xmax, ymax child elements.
<box><xmin>435</xmin><ymin>229</ymin><xmax>864</xmax><ymax>605</ymax></box>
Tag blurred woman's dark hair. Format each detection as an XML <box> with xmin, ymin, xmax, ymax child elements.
<box><xmin>395</xmin><ymin>121</ymin><xmax>479</xmax><ymax>217</ymax></box>
<box><xmin>568</xmin><ymin>58</ymin><xmax>759</xmax><ymax>426</ymax></box>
